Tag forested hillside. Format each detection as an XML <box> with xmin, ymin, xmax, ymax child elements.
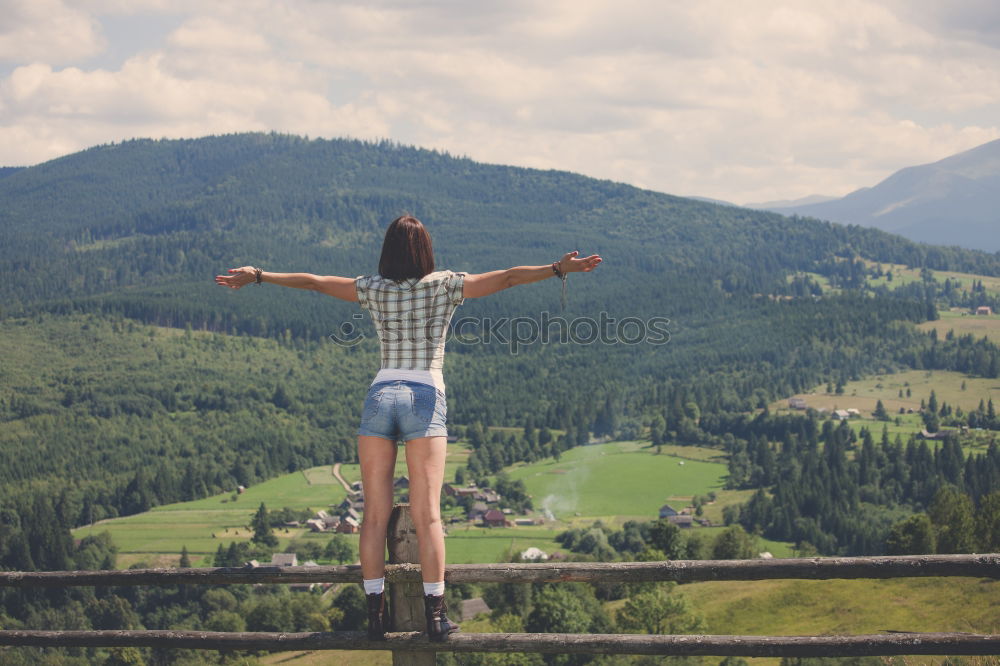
<box><xmin>2</xmin><ymin>133</ymin><xmax>1000</xmax><ymax>552</ymax></box>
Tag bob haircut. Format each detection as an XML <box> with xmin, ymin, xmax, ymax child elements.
<box><xmin>378</xmin><ymin>215</ymin><xmax>435</xmax><ymax>281</ymax></box>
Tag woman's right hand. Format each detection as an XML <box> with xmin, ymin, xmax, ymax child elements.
<box><xmin>214</xmin><ymin>266</ymin><xmax>257</xmax><ymax>289</ymax></box>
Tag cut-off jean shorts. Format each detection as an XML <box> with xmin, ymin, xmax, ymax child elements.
<box><xmin>357</xmin><ymin>380</ymin><xmax>448</xmax><ymax>443</ymax></box>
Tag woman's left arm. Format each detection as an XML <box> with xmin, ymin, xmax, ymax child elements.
<box><xmin>463</xmin><ymin>251</ymin><xmax>601</xmax><ymax>299</ymax></box>
<box><xmin>215</xmin><ymin>267</ymin><xmax>358</xmax><ymax>302</ymax></box>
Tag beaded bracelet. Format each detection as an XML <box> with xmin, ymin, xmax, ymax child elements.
<box><xmin>253</xmin><ymin>267</ymin><xmax>263</xmax><ymax>285</ymax></box>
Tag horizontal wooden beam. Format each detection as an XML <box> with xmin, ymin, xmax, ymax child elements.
<box><xmin>0</xmin><ymin>554</ymin><xmax>997</xmax><ymax>588</ymax></box>
<box><xmin>1</xmin><ymin>630</ymin><xmax>998</xmax><ymax>656</ymax></box>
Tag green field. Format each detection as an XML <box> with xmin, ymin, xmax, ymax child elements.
<box><xmin>769</xmin><ymin>368</ymin><xmax>1000</xmax><ymax>455</ymax></box>
<box><xmin>919</xmin><ymin>308</ymin><xmax>1000</xmax><ymax>344</ymax></box>
<box><xmin>507</xmin><ymin>440</ymin><xmax>727</xmax><ymax>524</ymax></box>
<box><xmin>863</xmin><ymin>259</ymin><xmax>1000</xmax><ymax>296</ymax></box>
<box><xmin>74</xmin><ymin>439</ymin><xmax>760</xmax><ymax>567</ymax></box>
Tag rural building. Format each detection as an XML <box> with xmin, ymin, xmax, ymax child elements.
<box><xmin>460</xmin><ymin>598</ymin><xmax>490</xmax><ymax>620</ymax></box>
<box><xmin>759</xmin><ymin>552</ymin><xmax>774</xmax><ymax>559</ymax></box>
<box><xmin>834</xmin><ymin>409</ymin><xmax>851</xmax><ymax>420</ymax></box>
<box><xmin>468</xmin><ymin>501</ymin><xmax>489</xmax><ymax>521</ymax></box>
<box><xmin>659</xmin><ymin>504</ymin><xmax>679</xmax><ymax>518</ymax></box>
<box><xmin>350</xmin><ymin>481</ymin><xmax>363</xmax><ymax>492</ymax></box>
<box><xmin>520</xmin><ymin>547</ymin><xmax>549</xmax><ymax>561</ymax></box>
<box><xmin>667</xmin><ymin>515</ymin><xmax>694</xmax><ymax>528</ymax></box>
<box><xmin>341</xmin><ymin>507</ymin><xmax>361</xmax><ymax>523</ymax></box>
<box><xmin>337</xmin><ymin>516</ymin><xmax>360</xmax><ymax>534</ymax></box>
<box><xmin>394</xmin><ymin>476</ymin><xmax>409</xmax><ymax>489</ymax></box>
<box><xmin>475</xmin><ymin>489</ymin><xmax>501</xmax><ymax>503</ymax></box>
<box><xmin>270</xmin><ymin>553</ymin><xmax>298</xmax><ymax>567</ymax></box>
<box><xmin>788</xmin><ymin>397</ymin><xmax>807</xmax><ymax>409</ymax></box>
<box><xmin>482</xmin><ymin>509</ymin><xmax>507</xmax><ymax>528</ymax></box>
<box><xmin>305</xmin><ymin>518</ymin><xmax>326</xmax><ymax>532</ymax></box>
<box><xmin>976</xmin><ymin>306</ymin><xmax>993</xmax><ymax>315</ymax></box>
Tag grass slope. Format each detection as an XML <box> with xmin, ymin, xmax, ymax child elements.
<box><xmin>74</xmin><ymin>440</ymin><xmax>776</xmax><ymax>566</ymax></box>
<box><xmin>506</xmin><ymin>440</ymin><xmax>726</xmax><ymax>522</ymax></box>
<box><xmin>919</xmin><ymin>309</ymin><xmax>1000</xmax><ymax>344</ymax></box>
<box><xmin>770</xmin><ymin>368</ymin><xmax>1000</xmax><ymax>455</ymax></box>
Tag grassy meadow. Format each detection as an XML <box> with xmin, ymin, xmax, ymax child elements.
<box><xmin>769</xmin><ymin>368</ymin><xmax>1000</xmax><ymax>456</ymax></box>
<box><xmin>862</xmin><ymin>259</ymin><xmax>1000</xmax><ymax>296</ymax></box>
<box><xmin>919</xmin><ymin>308</ymin><xmax>1000</xmax><ymax>344</ymax></box>
<box><xmin>75</xmin><ymin>439</ymin><xmax>764</xmax><ymax>568</ymax></box>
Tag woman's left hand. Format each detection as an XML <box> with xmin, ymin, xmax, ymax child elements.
<box><xmin>558</xmin><ymin>251</ymin><xmax>602</xmax><ymax>274</ymax></box>
<box><xmin>214</xmin><ymin>266</ymin><xmax>257</xmax><ymax>289</ymax></box>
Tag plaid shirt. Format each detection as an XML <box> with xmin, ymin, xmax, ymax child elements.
<box><xmin>355</xmin><ymin>270</ymin><xmax>466</xmax><ymax>375</ymax></box>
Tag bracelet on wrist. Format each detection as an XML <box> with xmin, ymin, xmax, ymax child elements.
<box><xmin>551</xmin><ymin>261</ymin><xmax>564</xmax><ymax>279</ymax></box>
<box><xmin>254</xmin><ymin>267</ymin><xmax>263</xmax><ymax>285</ymax></box>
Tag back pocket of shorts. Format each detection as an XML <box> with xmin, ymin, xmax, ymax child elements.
<box><xmin>411</xmin><ymin>385</ymin><xmax>440</xmax><ymax>422</ymax></box>
<box><xmin>362</xmin><ymin>390</ymin><xmax>383</xmax><ymax>420</ymax></box>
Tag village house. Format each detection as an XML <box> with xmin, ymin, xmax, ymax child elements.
<box><xmin>445</xmin><ymin>483</ymin><xmax>480</xmax><ymax>499</ymax></box>
<box><xmin>658</xmin><ymin>504</ymin><xmax>679</xmax><ymax>519</ymax></box>
<box><xmin>467</xmin><ymin>501</ymin><xmax>489</xmax><ymax>522</ymax></box>
<box><xmin>337</xmin><ymin>515</ymin><xmax>360</xmax><ymax>534</ymax></box>
<box><xmin>394</xmin><ymin>476</ymin><xmax>409</xmax><ymax>489</ymax></box>
<box><xmin>460</xmin><ymin>598</ymin><xmax>490</xmax><ymax>620</ymax></box>
<box><xmin>475</xmin><ymin>488</ymin><xmax>501</xmax><ymax>503</ymax></box>
<box><xmin>834</xmin><ymin>409</ymin><xmax>851</xmax><ymax>420</ymax></box>
<box><xmin>482</xmin><ymin>509</ymin><xmax>507</xmax><ymax>528</ymax></box>
<box><xmin>976</xmin><ymin>306</ymin><xmax>993</xmax><ymax>315</ymax></box>
<box><xmin>270</xmin><ymin>553</ymin><xmax>298</xmax><ymax>567</ymax></box>
<box><xmin>667</xmin><ymin>515</ymin><xmax>694</xmax><ymax>528</ymax></box>
<box><xmin>788</xmin><ymin>397</ymin><xmax>807</xmax><ymax>409</ymax></box>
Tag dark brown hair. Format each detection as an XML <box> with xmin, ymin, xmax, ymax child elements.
<box><xmin>378</xmin><ymin>215</ymin><xmax>435</xmax><ymax>281</ymax></box>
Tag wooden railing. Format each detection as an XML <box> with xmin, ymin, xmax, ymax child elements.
<box><xmin>2</xmin><ymin>505</ymin><xmax>999</xmax><ymax>665</ymax></box>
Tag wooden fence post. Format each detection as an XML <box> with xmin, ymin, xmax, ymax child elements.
<box><xmin>388</xmin><ymin>503</ymin><xmax>434</xmax><ymax>666</ymax></box>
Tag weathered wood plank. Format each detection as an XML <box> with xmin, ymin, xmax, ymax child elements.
<box><xmin>1</xmin><ymin>630</ymin><xmax>998</xmax><ymax>656</ymax></box>
<box><xmin>1</xmin><ymin>554</ymin><xmax>997</xmax><ymax>588</ymax></box>
<box><xmin>387</xmin><ymin>504</ymin><xmax>434</xmax><ymax>666</ymax></box>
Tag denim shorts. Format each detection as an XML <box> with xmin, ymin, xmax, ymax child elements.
<box><xmin>357</xmin><ymin>380</ymin><xmax>448</xmax><ymax>442</ymax></box>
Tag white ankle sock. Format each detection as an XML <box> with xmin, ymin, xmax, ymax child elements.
<box><xmin>363</xmin><ymin>577</ymin><xmax>384</xmax><ymax>595</ymax></box>
<box><xmin>423</xmin><ymin>581</ymin><xmax>445</xmax><ymax>596</ymax></box>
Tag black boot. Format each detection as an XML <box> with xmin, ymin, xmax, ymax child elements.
<box><xmin>367</xmin><ymin>591</ymin><xmax>387</xmax><ymax>641</ymax></box>
<box><xmin>423</xmin><ymin>594</ymin><xmax>460</xmax><ymax>642</ymax></box>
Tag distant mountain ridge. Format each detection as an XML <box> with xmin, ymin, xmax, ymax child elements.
<box><xmin>746</xmin><ymin>194</ymin><xmax>837</xmax><ymax>209</ymax></box>
<box><xmin>763</xmin><ymin>139</ymin><xmax>1000</xmax><ymax>252</ymax></box>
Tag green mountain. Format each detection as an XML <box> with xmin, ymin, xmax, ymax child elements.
<box><xmin>2</xmin><ymin>132</ymin><xmax>999</xmax><ymax>530</ymax></box>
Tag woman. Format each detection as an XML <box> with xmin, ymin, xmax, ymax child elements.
<box><xmin>215</xmin><ymin>215</ymin><xmax>601</xmax><ymax>641</ymax></box>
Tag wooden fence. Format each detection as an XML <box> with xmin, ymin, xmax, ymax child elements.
<box><xmin>1</xmin><ymin>504</ymin><xmax>999</xmax><ymax>665</ymax></box>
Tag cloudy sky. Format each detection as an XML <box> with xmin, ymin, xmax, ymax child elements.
<box><xmin>1</xmin><ymin>0</ymin><xmax>998</xmax><ymax>204</ymax></box>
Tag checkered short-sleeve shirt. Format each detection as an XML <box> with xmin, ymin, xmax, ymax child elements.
<box><xmin>354</xmin><ymin>270</ymin><xmax>466</xmax><ymax>374</ymax></box>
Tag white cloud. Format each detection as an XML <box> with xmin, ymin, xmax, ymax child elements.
<box><xmin>1</xmin><ymin>0</ymin><xmax>998</xmax><ymax>203</ymax></box>
<box><xmin>0</xmin><ymin>0</ymin><xmax>106</xmax><ymax>64</ymax></box>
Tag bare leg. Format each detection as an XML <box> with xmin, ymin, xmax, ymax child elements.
<box><xmin>404</xmin><ymin>436</ymin><xmax>448</xmax><ymax>582</ymax></box>
<box><xmin>357</xmin><ymin>435</ymin><xmax>398</xmax><ymax>580</ymax></box>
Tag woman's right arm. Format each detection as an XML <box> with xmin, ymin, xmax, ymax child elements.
<box><xmin>215</xmin><ymin>267</ymin><xmax>358</xmax><ymax>302</ymax></box>
<box><xmin>462</xmin><ymin>251</ymin><xmax>602</xmax><ymax>299</ymax></box>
